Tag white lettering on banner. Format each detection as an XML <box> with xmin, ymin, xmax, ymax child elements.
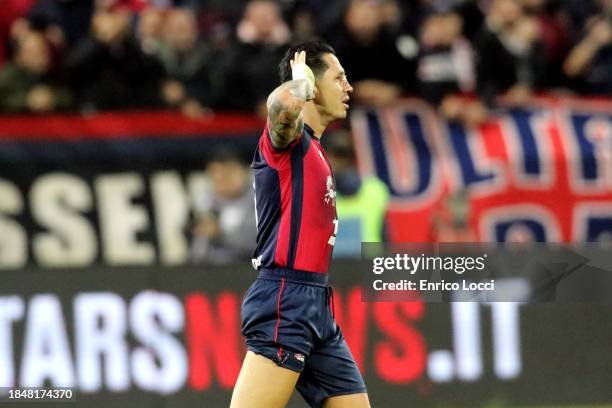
<box><xmin>393</xmin><ymin>107</ymin><xmax>443</xmax><ymax>206</ymax></box>
<box><xmin>501</xmin><ymin>111</ymin><xmax>555</xmax><ymax>188</ymax></box>
<box><xmin>74</xmin><ymin>293</ymin><xmax>129</xmax><ymax>392</ymax></box>
<box><xmin>151</xmin><ymin>172</ymin><xmax>189</xmax><ymax>265</ymax></box>
<box><xmin>130</xmin><ymin>291</ymin><xmax>187</xmax><ymax>394</ymax></box>
<box><xmin>383</xmin><ymin>109</ymin><xmax>428</xmax><ymax>196</ymax></box>
<box><xmin>443</xmin><ymin>122</ymin><xmax>505</xmax><ymax>196</ymax></box>
<box><xmin>0</xmin><ymin>180</ymin><xmax>26</xmax><ymax>268</ymax></box>
<box><xmin>561</xmin><ymin>112</ymin><xmax>612</xmax><ymax>193</ymax></box>
<box><xmin>479</xmin><ymin>205</ymin><xmax>561</xmax><ymax>242</ymax></box>
<box><xmin>31</xmin><ymin>174</ymin><xmax>96</xmax><ymax>267</ymax></box>
<box><xmin>96</xmin><ymin>174</ymin><xmax>155</xmax><ymax>265</ymax></box>
<box><xmin>3</xmin><ymin>102</ymin><xmax>612</xmax><ymax>268</ymax></box>
<box><xmin>20</xmin><ymin>295</ymin><xmax>75</xmax><ymax>387</ymax></box>
<box><xmin>572</xmin><ymin>202</ymin><xmax>612</xmax><ymax>241</ymax></box>
<box><xmin>584</xmin><ymin>117</ymin><xmax>612</xmax><ymax>188</ymax></box>
<box><xmin>0</xmin><ymin>297</ymin><xmax>24</xmax><ymax>387</ymax></box>
<box><xmin>350</xmin><ymin>105</ymin><xmax>443</xmax><ymax>207</ymax></box>
<box><xmin>0</xmin><ymin>171</ymin><xmax>209</xmax><ymax>269</ymax></box>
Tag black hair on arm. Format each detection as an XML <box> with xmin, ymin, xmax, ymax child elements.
<box><xmin>278</xmin><ymin>41</ymin><xmax>336</xmax><ymax>84</ymax></box>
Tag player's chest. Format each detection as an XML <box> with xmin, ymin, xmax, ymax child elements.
<box><xmin>303</xmin><ymin>143</ymin><xmax>336</xmax><ymax>208</ymax></box>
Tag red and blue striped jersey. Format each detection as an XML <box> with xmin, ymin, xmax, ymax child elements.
<box><xmin>251</xmin><ymin>123</ymin><xmax>338</xmax><ymax>274</ymax></box>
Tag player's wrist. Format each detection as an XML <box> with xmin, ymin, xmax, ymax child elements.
<box><xmin>292</xmin><ymin>63</ymin><xmax>315</xmax><ymax>90</ymax></box>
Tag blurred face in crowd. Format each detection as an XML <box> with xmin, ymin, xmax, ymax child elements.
<box><xmin>344</xmin><ymin>0</ymin><xmax>383</xmax><ymax>43</ymax></box>
<box><xmin>444</xmin><ymin>14</ymin><xmax>462</xmax><ymax>40</ymax></box>
<box><xmin>138</xmin><ymin>7</ymin><xmax>163</xmax><ymax>41</ymax></box>
<box><xmin>17</xmin><ymin>33</ymin><xmax>51</xmax><ymax>74</ymax></box>
<box><xmin>315</xmin><ymin>53</ymin><xmax>353</xmax><ymax>121</ymax></box>
<box><xmin>490</xmin><ymin>0</ymin><xmax>523</xmax><ymax>26</ymax></box>
<box><xmin>599</xmin><ymin>0</ymin><xmax>612</xmax><ymax>12</ymax></box>
<box><xmin>244</xmin><ymin>0</ymin><xmax>282</xmax><ymax>39</ymax></box>
<box><xmin>208</xmin><ymin>159</ymin><xmax>249</xmax><ymax>200</ymax></box>
<box><xmin>92</xmin><ymin>9</ymin><xmax>130</xmax><ymax>44</ymax></box>
<box><xmin>420</xmin><ymin>13</ymin><xmax>462</xmax><ymax>48</ymax></box>
<box><xmin>164</xmin><ymin>9</ymin><xmax>198</xmax><ymax>53</ymax></box>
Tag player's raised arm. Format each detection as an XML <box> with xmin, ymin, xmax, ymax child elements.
<box><xmin>266</xmin><ymin>51</ymin><xmax>315</xmax><ymax>149</ymax></box>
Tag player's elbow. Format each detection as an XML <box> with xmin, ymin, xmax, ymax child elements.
<box><xmin>269</xmin><ymin>128</ymin><xmax>293</xmax><ymax>150</ymax></box>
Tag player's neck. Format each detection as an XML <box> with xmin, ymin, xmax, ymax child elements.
<box><xmin>303</xmin><ymin>102</ymin><xmax>328</xmax><ymax>139</ymax></box>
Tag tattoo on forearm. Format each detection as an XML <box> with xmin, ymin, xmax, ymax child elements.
<box><xmin>267</xmin><ymin>79</ymin><xmax>311</xmax><ymax>148</ymax></box>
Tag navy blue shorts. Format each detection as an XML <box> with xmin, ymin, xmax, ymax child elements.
<box><xmin>241</xmin><ymin>267</ymin><xmax>367</xmax><ymax>408</ymax></box>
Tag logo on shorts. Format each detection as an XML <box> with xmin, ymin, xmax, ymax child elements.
<box><xmin>294</xmin><ymin>353</ymin><xmax>305</xmax><ymax>363</ymax></box>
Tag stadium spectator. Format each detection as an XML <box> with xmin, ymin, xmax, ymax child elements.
<box><xmin>474</xmin><ymin>0</ymin><xmax>545</xmax><ymax>108</ymax></box>
<box><xmin>95</xmin><ymin>0</ymin><xmax>158</xmax><ymax>13</ymax></box>
<box><xmin>222</xmin><ymin>0</ymin><xmax>291</xmax><ymax>116</ymax></box>
<box><xmin>190</xmin><ymin>150</ymin><xmax>257</xmax><ymax>265</ymax></box>
<box><xmin>288</xmin><ymin>6</ymin><xmax>317</xmax><ymax>44</ymax></box>
<box><xmin>563</xmin><ymin>0</ymin><xmax>602</xmax><ymax>40</ymax></box>
<box><xmin>136</xmin><ymin>6</ymin><xmax>164</xmax><ymax>56</ymax></box>
<box><xmin>156</xmin><ymin>8</ymin><xmax>215</xmax><ymax>117</ymax></box>
<box><xmin>325</xmin><ymin>129</ymin><xmax>389</xmax><ymax>257</ymax></box>
<box><xmin>385</xmin><ymin>0</ymin><xmax>484</xmax><ymax>41</ymax></box>
<box><xmin>2</xmin><ymin>0</ymin><xmax>70</xmax><ymax>76</ymax></box>
<box><xmin>520</xmin><ymin>0</ymin><xmax>570</xmax><ymax>88</ymax></box>
<box><xmin>23</xmin><ymin>0</ymin><xmax>93</xmax><ymax>48</ymax></box>
<box><xmin>2</xmin><ymin>0</ymin><xmax>612</xmax><ymax>116</ymax></box>
<box><xmin>417</xmin><ymin>11</ymin><xmax>487</xmax><ymax>127</ymax></box>
<box><xmin>0</xmin><ymin>31</ymin><xmax>71</xmax><ymax>113</ymax></box>
<box><xmin>452</xmin><ymin>0</ymin><xmax>486</xmax><ymax>42</ymax></box>
<box><xmin>286</xmin><ymin>0</ymin><xmax>347</xmax><ymax>40</ymax></box>
<box><xmin>0</xmin><ymin>0</ymin><xmax>37</xmax><ymax>67</ymax></box>
<box><xmin>417</xmin><ymin>12</ymin><xmax>475</xmax><ymax>106</ymax></box>
<box><xmin>66</xmin><ymin>8</ymin><xmax>162</xmax><ymax>111</ymax></box>
<box><xmin>326</xmin><ymin>0</ymin><xmax>416</xmax><ymax>106</ymax></box>
<box><xmin>563</xmin><ymin>11</ymin><xmax>612</xmax><ymax>95</ymax></box>
<box><xmin>430</xmin><ymin>190</ymin><xmax>476</xmax><ymax>242</ymax></box>
<box><xmin>178</xmin><ymin>0</ymin><xmax>243</xmax><ymax>21</ymax></box>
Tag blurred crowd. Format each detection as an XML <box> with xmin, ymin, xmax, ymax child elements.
<box><xmin>1</xmin><ymin>0</ymin><xmax>612</xmax><ymax>123</ymax></box>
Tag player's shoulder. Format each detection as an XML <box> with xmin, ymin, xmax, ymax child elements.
<box><xmin>256</xmin><ymin>125</ymin><xmax>305</xmax><ymax>169</ymax></box>
<box><xmin>261</xmin><ymin>123</ymin><xmax>306</xmax><ymax>152</ymax></box>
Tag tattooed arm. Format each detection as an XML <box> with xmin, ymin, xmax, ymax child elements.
<box><xmin>266</xmin><ymin>51</ymin><xmax>315</xmax><ymax>150</ymax></box>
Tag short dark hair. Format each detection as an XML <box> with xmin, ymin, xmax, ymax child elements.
<box><xmin>279</xmin><ymin>41</ymin><xmax>336</xmax><ymax>84</ymax></box>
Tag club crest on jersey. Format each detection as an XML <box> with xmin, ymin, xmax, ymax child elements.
<box><xmin>325</xmin><ymin>176</ymin><xmax>336</xmax><ymax>206</ymax></box>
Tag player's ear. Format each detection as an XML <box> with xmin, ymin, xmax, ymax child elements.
<box><xmin>312</xmin><ymin>82</ymin><xmax>319</xmax><ymax>99</ymax></box>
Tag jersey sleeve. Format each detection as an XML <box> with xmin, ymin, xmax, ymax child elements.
<box><xmin>259</xmin><ymin>122</ymin><xmax>301</xmax><ymax>170</ymax></box>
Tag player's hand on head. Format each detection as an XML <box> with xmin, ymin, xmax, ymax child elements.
<box><xmin>290</xmin><ymin>50</ymin><xmax>315</xmax><ymax>100</ymax></box>
<box><xmin>265</xmin><ymin>50</ymin><xmax>315</xmax><ymax>149</ymax></box>
<box><xmin>289</xmin><ymin>51</ymin><xmax>306</xmax><ymax>73</ymax></box>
